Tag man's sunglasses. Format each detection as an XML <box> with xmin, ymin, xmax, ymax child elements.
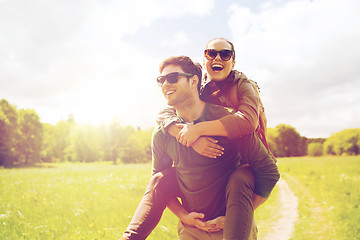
<box><xmin>204</xmin><ymin>49</ymin><xmax>234</xmax><ymax>61</ymax></box>
<box><xmin>157</xmin><ymin>72</ymin><xmax>194</xmax><ymax>87</ymax></box>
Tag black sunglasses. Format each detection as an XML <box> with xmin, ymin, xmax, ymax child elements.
<box><xmin>157</xmin><ymin>72</ymin><xmax>194</xmax><ymax>87</ymax></box>
<box><xmin>204</xmin><ymin>49</ymin><xmax>234</xmax><ymax>61</ymax></box>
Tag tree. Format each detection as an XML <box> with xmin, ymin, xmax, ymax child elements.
<box><xmin>267</xmin><ymin>124</ymin><xmax>306</xmax><ymax>157</ymax></box>
<box><xmin>72</xmin><ymin>124</ymin><xmax>103</xmax><ymax>162</ymax></box>
<box><xmin>17</xmin><ymin>109</ymin><xmax>43</xmax><ymax>165</ymax></box>
<box><xmin>0</xmin><ymin>99</ymin><xmax>19</xmax><ymax>166</ymax></box>
<box><xmin>307</xmin><ymin>142</ymin><xmax>323</xmax><ymax>156</ymax></box>
<box><xmin>122</xmin><ymin>128</ymin><xmax>152</xmax><ymax>164</ymax></box>
<box><xmin>41</xmin><ymin>118</ymin><xmax>75</xmax><ymax>162</ymax></box>
<box><xmin>100</xmin><ymin>119</ymin><xmax>135</xmax><ymax>164</ymax></box>
<box><xmin>324</xmin><ymin>129</ymin><xmax>360</xmax><ymax>155</ymax></box>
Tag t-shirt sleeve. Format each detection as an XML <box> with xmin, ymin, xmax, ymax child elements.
<box><xmin>151</xmin><ymin>128</ymin><xmax>173</xmax><ymax>175</ymax></box>
<box><xmin>156</xmin><ymin>106</ymin><xmax>182</xmax><ymax>134</ymax></box>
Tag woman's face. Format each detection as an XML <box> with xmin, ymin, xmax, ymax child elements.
<box><xmin>204</xmin><ymin>39</ymin><xmax>235</xmax><ymax>82</ymax></box>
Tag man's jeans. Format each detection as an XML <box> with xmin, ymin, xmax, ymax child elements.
<box><xmin>122</xmin><ymin>165</ymin><xmax>255</xmax><ymax>240</ymax></box>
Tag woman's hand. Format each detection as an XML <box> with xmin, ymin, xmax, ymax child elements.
<box><xmin>191</xmin><ymin>137</ymin><xmax>224</xmax><ymax>158</ymax></box>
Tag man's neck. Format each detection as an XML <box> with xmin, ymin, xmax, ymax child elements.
<box><xmin>175</xmin><ymin>98</ymin><xmax>206</xmax><ymax>123</ymax></box>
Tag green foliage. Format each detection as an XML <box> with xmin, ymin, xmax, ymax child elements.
<box><xmin>122</xmin><ymin>129</ymin><xmax>152</xmax><ymax>164</ymax></box>
<box><xmin>100</xmin><ymin>120</ymin><xmax>136</xmax><ymax>164</ymax></box>
<box><xmin>100</xmin><ymin>118</ymin><xmax>131</xmax><ymax>164</ymax></box>
<box><xmin>0</xmin><ymin>99</ymin><xmax>154</xmax><ymax>165</ymax></box>
<box><xmin>0</xmin><ymin>99</ymin><xmax>19</xmax><ymax>166</ymax></box>
<box><xmin>17</xmin><ymin>109</ymin><xmax>43</xmax><ymax>165</ymax></box>
<box><xmin>307</xmin><ymin>142</ymin><xmax>323</xmax><ymax>156</ymax></box>
<box><xmin>41</xmin><ymin>118</ymin><xmax>75</xmax><ymax>162</ymax></box>
<box><xmin>0</xmin><ymin>100</ymin><xmax>43</xmax><ymax>167</ymax></box>
<box><xmin>267</xmin><ymin>124</ymin><xmax>307</xmax><ymax>157</ymax></box>
<box><xmin>72</xmin><ymin>124</ymin><xmax>103</xmax><ymax>162</ymax></box>
<box><xmin>1</xmin><ymin>97</ymin><xmax>358</xmax><ymax>166</ymax></box>
<box><xmin>324</xmin><ymin>129</ymin><xmax>360</xmax><ymax>156</ymax></box>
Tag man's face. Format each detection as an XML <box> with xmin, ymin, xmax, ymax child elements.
<box><xmin>160</xmin><ymin>65</ymin><xmax>193</xmax><ymax>107</ymax></box>
<box><xmin>204</xmin><ymin>39</ymin><xmax>235</xmax><ymax>82</ymax></box>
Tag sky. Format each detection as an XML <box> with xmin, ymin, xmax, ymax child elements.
<box><xmin>1</xmin><ymin>0</ymin><xmax>359</xmax><ymax>138</ymax></box>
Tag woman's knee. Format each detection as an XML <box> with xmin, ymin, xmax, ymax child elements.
<box><xmin>227</xmin><ymin>165</ymin><xmax>255</xmax><ymax>192</ymax></box>
<box><xmin>147</xmin><ymin>167</ymin><xmax>177</xmax><ymax>194</ymax></box>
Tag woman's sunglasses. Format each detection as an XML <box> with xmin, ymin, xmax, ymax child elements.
<box><xmin>157</xmin><ymin>72</ymin><xmax>194</xmax><ymax>87</ymax></box>
<box><xmin>204</xmin><ymin>49</ymin><xmax>234</xmax><ymax>61</ymax></box>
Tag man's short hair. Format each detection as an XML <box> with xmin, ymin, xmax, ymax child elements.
<box><xmin>159</xmin><ymin>56</ymin><xmax>202</xmax><ymax>92</ymax></box>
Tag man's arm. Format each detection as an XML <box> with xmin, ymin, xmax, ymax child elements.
<box><xmin>151</xmin><ymin>128</ymin><xmax>173</xmax><ymax>175</ymax></box>
<box><xmin>167</xmin><ymin>197</ymin><xmax>223</xmax><ymax>232</ymax></box>
<box><xmin>156</xmin><ymin>106</ymin><xmax>182</xmax><ymax>134</ymax></box>
<box><xmin>167</xmin><ymin>197</ymin><xmax>207</xmax><ymax>228</ymax></box>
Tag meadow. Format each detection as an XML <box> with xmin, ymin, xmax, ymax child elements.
<box><xmin>278</xmin><ymin>156</ymin><xmax>360</xmax><ymax>240</ymax></box>
<box><xmin>0</xmin><ymin>156</ymin><xmax>359</xmax><ymax>239</ymax></box>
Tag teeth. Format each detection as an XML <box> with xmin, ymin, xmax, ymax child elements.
<box><xmin>212</xmin><ymin>64</ymin><xmax>224</xmax><ymax>71</ymax></box>
<box><xmin>166</xmin><ymin>90</ymin><xmax>175</xmax><ymax>95</ymax></box>
<box><xmin>212</xmin><ymin>64</ymin><xmax>223</xmax><ymax>68</ymax></box>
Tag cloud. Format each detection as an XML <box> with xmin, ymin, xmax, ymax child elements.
<box><xmin>0</xmin><ymin>0</ymin><xmax>215</xmax><ymax>127</ymax></box>
<box><xmin>228</xmin><ymin>0</ymin><xmax>360</xmax><ymax>137</ymax></box>
<box><xmin>159</xmin><ymin>31</ymin><xmax>191</xmax><ymax>48</ymax></box>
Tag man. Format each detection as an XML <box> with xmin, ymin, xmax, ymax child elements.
<box><xmin>121</xmin><ymin>56</ymin><xmax>279</xmax><ymax>240</ymax></box>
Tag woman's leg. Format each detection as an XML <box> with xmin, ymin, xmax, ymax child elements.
<box><xmin>223</xmin><ymin>165</ymin><xmax>255</xmax><ymax>240</ymax></box>
<box><xmin>122</xmin><ymin>167</ymin><xmax>179</xmax><ymax>240</ymax></box>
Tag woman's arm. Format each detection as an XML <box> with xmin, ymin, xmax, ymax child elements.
<box><xmin>176</xmin><ymin>80</ymin><xmax>262</xmax><ymax>146</ymax></box>
<box><xmin>157</xmin><ymin>108</ymin><xmax>224</xmax><ymax>158</ymax></box>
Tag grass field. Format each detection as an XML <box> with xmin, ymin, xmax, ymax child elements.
<box><xmin>278</xmin><ymin>156</ymin><xmax>360</xmax><ymax>240</ymax></box>
<box><xmin>0</xmin><ymin>156</ymin><xmax>359</xmax><ymax>239</ymax></box>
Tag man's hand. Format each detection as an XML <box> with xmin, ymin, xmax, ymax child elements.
<box><xmin>196</xmin><ymin>216</ymin><xmax>224</xmax><ymax>233</ymax></box>
<box><xmin>191</xmin><ymin>137</ymin><xmax>224</xmax><ymax>158</ymax></box>
<box><xmin>176</xmin><ymin>124</ymin><xmax>201</xmax><ymax>147</ymax></box>
<box><xmin>180</xmin><ymin>212</ymin><xmax>207</xmax><ymax>229</ymax></box>
<box><xmin>167</xmin><ymin>123</ymin><xmax>186</xmax><ymax>138</ymax></box>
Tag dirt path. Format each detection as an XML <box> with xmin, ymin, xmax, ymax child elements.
<box><xmin>263</xmin><ymin>178</ymin><xmax>299</xmax><ymax>240</ymax></box>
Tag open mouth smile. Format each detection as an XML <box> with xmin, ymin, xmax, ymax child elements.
<box><xmin>211</xmin><ymin>64</ymin><xmax>224</xmax><ymax>72</ymax></box>
<box><xmin>166</xmin><ymin>90</ymin><xmax>175</xmax><ymax>95</ymax></box>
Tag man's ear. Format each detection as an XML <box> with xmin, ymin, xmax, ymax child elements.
<box><xmin>190</xmin><ymin>75</ymin><xmax>199</xmax><ymax>89</ymax></box>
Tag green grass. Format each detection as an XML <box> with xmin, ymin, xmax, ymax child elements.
<box><xmin>0</xmin><ymin>162</ymin><xmax>278</xmax><ymax>239</ymax></box>
<box><xmin>0</xmin><ymin>163</ymin><xmax>177</xmax><ymax>239</ymax></box>
<box><xmin>1</xmin><ymin>156</ymin><xmax>359</xmax><ymax>239</ymax></box>
<box><xmin>255</xmin><ymin>184</ymin><xmax>281</xmax><ymax>239</ymax></box>
<box><xmin>278</xmin><ymin>156</ymin><xmax>360</xmax><ymax>240</ymax></box>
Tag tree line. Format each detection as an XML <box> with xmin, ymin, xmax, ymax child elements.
<box><xmin>1</xmin><ymin>99</ymin><xmax>359</xmax><ymax>167</ymax></box>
